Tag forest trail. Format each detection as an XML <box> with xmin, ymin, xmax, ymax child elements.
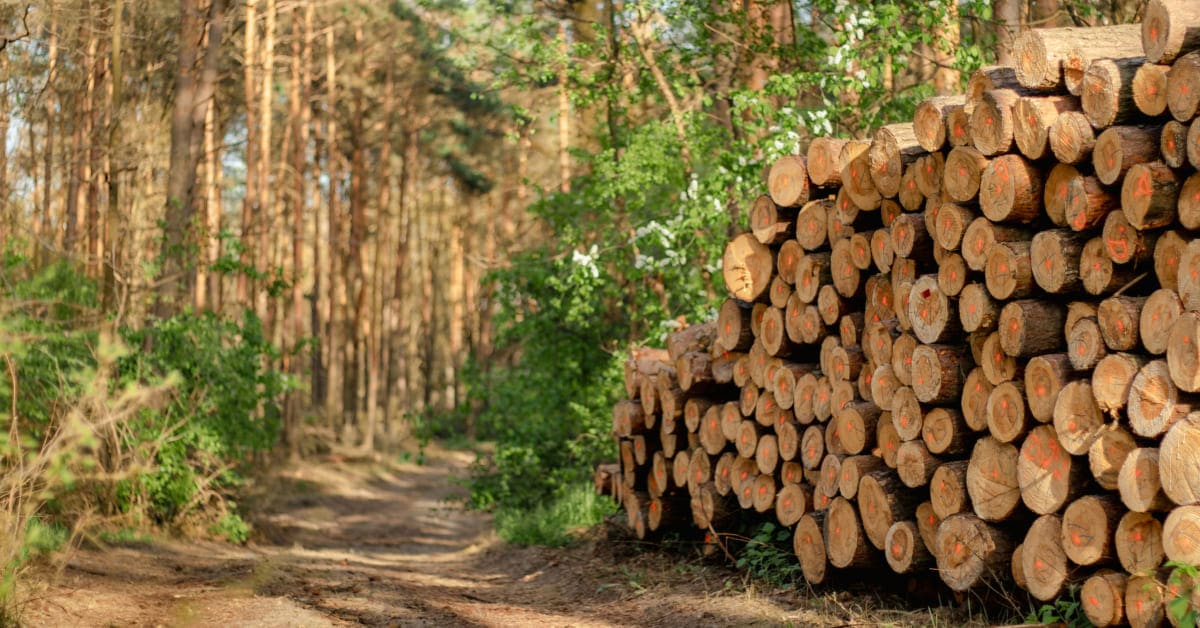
<box><xmin>19</xmin><ymin>446</ymin><xmax>811</xmax><ymax>627</ymax></box>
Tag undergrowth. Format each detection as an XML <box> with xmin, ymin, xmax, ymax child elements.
<box><xmin>0</xmin><ymin>251</ymin><xmax>288</xmax><ymax>619</ymax></box>
<box><xmin>494</xmin><ymin>481</ymin><xmax>618</xmax><ymax>547</ymax></box>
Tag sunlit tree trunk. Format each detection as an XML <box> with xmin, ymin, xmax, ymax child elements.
<box><xmin>323</xmin><ymin>24</ymin><xmax>344</xmax><ymax>434</ymax></box>
<box><xmin>237</xmin><ymin>0</ymin><xmax>257</xmax><ymax>305</ymax></box>
<box><xmin>994</xmin><ymin>0</ymin><xmax>1022</xmax><ymax>65</ymax></box>
<box><xmin>84</xmin><ymin>17</ymin><xmax>102</xmax><ymax>279</ymax></box>
<box><xmin>102</xmin><ymin>0</ymin><xmax>124</xmax><ymax>310</ymax></box>
<box><xmin>41</xmin><ymin>8</ymin><xmax>58</xmax><ymax>260</ymax></box>
<box><xmin>0</xmin><ymin>53</ymin><xmax>9</xmax><ymax>253</ymax></box>
<box><xmin>557</xmin><ymin>20</ymin><xmax>571</xmax><ymax>193</ymax></box>
<box><xmin>933</xmin><ymin>0</ymin><xmax>960</xmax><ymax>95</ymax></box>
<box><xmin>255</xmin><ymin>0</ymin><xmax>275</xmax><ymax>322</ymax></box>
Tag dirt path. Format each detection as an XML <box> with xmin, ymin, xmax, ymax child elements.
<box><xmin>20</xmin><ymin>446</ymin><xmax>991</xmax><ymax>627</ymax></box>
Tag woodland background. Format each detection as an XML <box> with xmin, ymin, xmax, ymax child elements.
<box><xmin>0</xmin><ymin>0</ymin><xmax>1146</xmax><ymax>613</ymax></box>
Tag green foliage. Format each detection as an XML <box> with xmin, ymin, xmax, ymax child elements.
<box><xmin>1026</xmin><ymin>585</ymin><xmax>1093</xmax><ymax>628</ymax></box>
<box><xmin>493</xmin><ymin>481</ymin><xmax>618</xmax><ymax>547</ymax></box>
<box><xmin>1167</xmin><ymin>561</ymin><xmax>1200</xmax><ymax>628</ymax></box>
<box><xmin>208</xmin><ymin>512</ymin><xmax>251</xmax><ymax>544</ymax></box>
<box><xmin>0</xmin><ymin>255</ymin><xmax>288</xmax><ymax>617</ymax></box>
<box><xmin>116</xmin><ymin>309</ymin><xmax>287</xmax><ymax>523</ymax></box>
<box><xmin>735</xmin><ymin>522</ymin><xmax>803</xmax><ymax>589</ymax></box>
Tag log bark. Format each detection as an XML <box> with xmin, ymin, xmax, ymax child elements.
<box><xmin>1061</xmin><ymin>23</ymin><xmax>1143</xmax><ymax>92</ymax></box>
<box><xmin>1118</xmin><ymin>448</ymin><xmax>1174</xmax><ymax>512</ymax></box>
<box><xmin>1160</xmin><ymin>412</ymin><xmax>1200</xmax><ymax>505</ymax></box>
<box><xmin>970</xmin><ymin>89</ymin><xmax>1021</xmax><ymax>156</ymax></box>
<box><xmin>1019</xmin><ymin>424</ymin><xmax>1086</xmax><ymax>514</ymax></box>
<box><xmin>723</xmin><ymin>233</ymin><xmax>775</xmax><ymax>303</ymax></box>
<box><xmin>935</xmin><ymin>514</ymin><xmax>1013</xmax><ymax>592</ymax></box>
<box><xmin>1081</xmin><ymin>569</ymin><xmax>1129</xmax><ymax>627</ymax></box>
<box><xmin>989</xmin><ymin>380</ymin><xmax>1033</xmax><ymax>443</ymax></box>
<box><xmin>1163</xmin><ymin>505</ymin><xmax>1200</xmax><ymax>565</ymax></box>
<box><xmin>1129</xmin><ymin>359</ymin><xmax>1194</xmax><ymax>438</ymax></box>
<box><xmin>858</xmin><ymin>470</ymin><xmax>919</xmax><ymax>550</ymax></box>
<box><xmin>986</xmin><ymin>241</ymin><xmax>1037</xmax><ymax>301</ymax></box>
<box><xmin>1062</xmin><ymin>494</ymin><xmax>1123</xmax><ymax>566</ymax></box>
<box><xmin>884</xmin><ymin>520</ymin><xmax>933</xmax><ymax>574</ymax></box>
<box><xmin>931</xmin><ymin>460</ymin><xmax>971</xmax><ymax>520</ymax></box>
<box><xmin>914</xmin><ymin>96</ymin><xmax>965</xmax><ymax>152</ymax></box>
<box><xmin>1026</xmin><ymin>354</ymin><xmax>1075</xmax><ymax>423</ymax></box>
<box><xmin>1125</xmin><ymin>574</ymin><xmax>1166</xmax><ymax>628</ymax></box>
<box><xmin>1168</xmin><ymin>312</ymin><xmax>1200</xmax><ymax>392</ymax></box>
<box><xmin>840</xmin><ymin>139</ymin><xmax>881</xmax><ymax>211</ymax></box>
<box><xmin>967</xmin><ymin>436</ymin><xmax>1022</xmax><ymax>521</ymax></box>
<box><xmin>1014</xmin><ymin>95</ymin><xmax>1080</xmax><ymax>160</ymax></box>
<box><xmin>870</xmin><ymin>123</ymin><xmax>924</xmax><ymax>199</ymax></box>
<box><xmin>1143</xmin><ymin>0</ymin><xmax>1200</xmax><ymax>64</ymax></box>
<box><xmin>794</xmin><ymin>511</ymin><xmax>829</xmax><ymax>584</ymax></box>
<box><xmin>1089</xmin><ymin>423</ymin><xmax>1138</xmax><ymax>491</ymax></box>
<box><xmin>1030</xmin><ymin>229</ymin><xmax>1084</xmax><ymax>295</ymax></box>
<box><xmin>807</xmin><ymin>137</ymin><xmax>848</xmax><ymax>187</ymax></box>
<box><xmin>1081</xmin><ymin>57</ymin><xmax>1147</xmax><ymax>128</ymax></box>
<box><xmin>896</xmin><ymin>439</ymin><xmax>940</xmax><ymax>488</ymax></box>
<box><xmin>1049</xmin><ymin>110</ymin><xmax>1096</xmax><ymax>164</ymax></box>
<box><xmin>1095</xmin><ymin>125</ymin><xmax>1161</xmax><ymax>188</ymax></box>
<box><xmin>1021</xmin><ymin>514</ymin><xmax>1071</xmax><ymax>602</ymax></box>
<box><xmin>1134</xmin><ymin>63</ymin><xmax>1171</xmax><ymax>116</ymax></box>
<box><xmin>767</xmin><ymin>155</ymin><xmax>811</xmax><ymax>208</ymax></box>
<box><xmin>1053</xmin><ymin>380</ymin><xmax>1106</xmax><ymax>455</ymax></box>
<box><xmin>826</xmin><ymin>496</ymin><xmax>875</xmax><ymax>568</ymax></box>
<box><xmin>1117</xmin><ymin>511</ymin><xmax>1166</xmax><ymax>574</ymax></box>
<box><xmin>999</xmin><ymin>299</ymin><xmax>1067</xmax><ymax>358</ymax></box>
<box><xmin>776</xmin><ymin>482</ymin><xmax>810</xmax><ymax>526</ymax></box>
<box><xmin>1015</xmin><ymin>26</ymin><xmax>1136</xmax><ymax>90</ymax></box>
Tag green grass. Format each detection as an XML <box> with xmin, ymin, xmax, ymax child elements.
<box><xmin>494</xmin><ymin>482</ymin><xmax>618</xmax><ymax>547</ymax></box>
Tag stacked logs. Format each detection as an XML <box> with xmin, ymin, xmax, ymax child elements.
<box><xmin>607</xmin><ymin>2</ymin><xmax>1200</xmax><ymax>626</ymax></box>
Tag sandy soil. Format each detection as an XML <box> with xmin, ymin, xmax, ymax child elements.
<box><xmin>19</xmin><ymin>446</ymin><xmax>997</xmax><ymax>627</ymax></box>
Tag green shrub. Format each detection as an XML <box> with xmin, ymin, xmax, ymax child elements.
<box><xmin>0</xmin><ymin>254</ymin><xmax>289</xmax><ymax>617</ymax></box>
<box><xmin>116</xmin><ymin>308</ymin><xmax>287</xmax><ymax>524</ymax></box>
<box><xmin>494</xmin><ymin>481</ymin><xmax>617</xmax><ymax>547</ymax></box>
<box><xmin>735</xmin><ymin>522</ymin><xmax>803</xmax><ymax>589</ymax></box>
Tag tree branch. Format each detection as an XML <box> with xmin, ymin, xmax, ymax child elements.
<box><xmin>0</xmin><ymin>5</ymin><xmax>31</xmax><ymax>53</ymax></box>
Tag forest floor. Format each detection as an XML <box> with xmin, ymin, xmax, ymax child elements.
<box><xmin>19</xmin><ymin>444</ymin><xmax>1006</xmax><ymax>627</ymax></box>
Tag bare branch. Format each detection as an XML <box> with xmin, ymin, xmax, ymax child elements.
<box><xmin>0</xmin><ymin>4</ymin><xmax>31</xmax><ymax>54</ymax></box>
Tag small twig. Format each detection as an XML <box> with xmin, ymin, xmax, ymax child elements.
<box><xmin>1113</xmin><ymin>271</ymin><xmax>1149</xmax><ymax>297</ymax></box>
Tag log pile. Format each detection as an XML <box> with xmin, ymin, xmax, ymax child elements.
<box><xmin>606</xmin><ymin>3</ymin><xmax>1200</xmax><ymax>625</ymax></box>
